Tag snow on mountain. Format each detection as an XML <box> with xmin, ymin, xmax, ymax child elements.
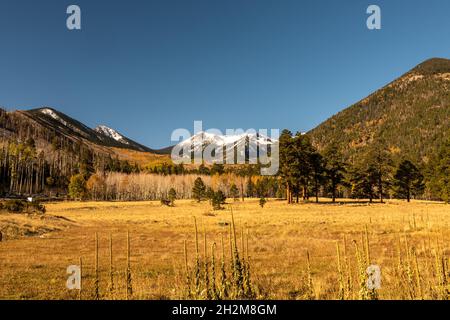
<box><xmin>178</xmin><ymin>131</ymin><xmax>275</xmax><ymax>147</ymax></box>
<box><xmin>174</xmin><ymin>131</ymin><xmax>277</xmax><ymax>162</ymax></box>
<box><xmin>40</xmin><ymin>108</ymin><xmax>68</xmax><ymax>126</ymax></box>
<box><xmin>94</xmin><ymin>125</ymin><xmax>130</xmax><ymax>145</ymax></box>
<box><xmin>39</xmin><ymin>107</ymin><xmax>94</xmax><ymax>138</ymax></box>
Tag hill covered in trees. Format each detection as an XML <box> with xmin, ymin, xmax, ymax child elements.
<box><xmin>308</xmin><ymin>58</ymin><xmax>450</xmax><ymax>165</ymax></box>
<box><xmin>0</xmin><ymin>107</ymin><xmax>169</xmax><ymax>196</ymax></box>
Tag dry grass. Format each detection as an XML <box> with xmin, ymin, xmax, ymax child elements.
<box><xmin>0</xmin><ymin>198</ymin><xmax>448</xmax><ymax>300</ymax></box>
<box><xmin>110</xmin><ymin>147</ymin><xmax>171</xmax><ymax>166</ymax></box>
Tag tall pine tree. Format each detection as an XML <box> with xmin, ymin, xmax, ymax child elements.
<box><xmin>393</xmin><ymin>160</ymin><xmax>424</xmax><ymax>202</ymax></box>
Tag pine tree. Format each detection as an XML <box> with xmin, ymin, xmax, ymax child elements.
<box><xmin>206</xmin><ymin>186</ymin><xmax>215</xmax><ymax>205</ymax></box>
<box><xmin>366</xmin><ymin>144</ymin><xmax>393</xmax><ymax>203</ymax></box>
<box><xmin>393</xmin><ymin>160</ymin><xmax>424</xmax><ymax>202</ymax></box>
<box><xmin>168</xmin><ymin>188</ymin><xmax>177</xmax><ymax>206</ymax></box>
<box><xmin>259</xmin><ymin>197</ymin><xmax>267</xmax><ymax>208</ymax></box>
<box><xmin>211</xmin><ymin>163</ymin><xmax>225</xmax><ymax>175</ymax></box>
<box><xmin>246</xmin><ymin>178</ymin><xmax>255</xmax><ymax>198</ymax></box>
<box><xmin>211</xmin><ymin>190</ymin><xmax>226</xmax><ymax>210</ymax></box>
<box><xmin>426</xmin><ymin>138</ymin><xmax>450</xmax><ymax>202</ymax></box>
<box><xmin>229</xmin><ymin>184</ymin><xmax>239</xmax><ymax>201</ymax></box>
<box><xmin>192</xmin><ymin>177</ymin><xmax>206</xmax><ymax>202</ymax></box>
<box><xmin>349</xmin><ymin>164</ymin><xmax>377</xmax><ymax>202</ymax></box>
<box><xmin>323</xmin><ymin>144</ymin><xmax>346</xmax><ymax>202</ymax></box>
<box><xmin>292</xmin><ymin>132</ymin><xmax>316</xmax><ymax>202</ymax></box>
<box><xmin>279</xmin><ymin>130</ymin><xmax>296</xmax><ymax>203</ymax></box>
<box><xmin>198</xmin><ymin>164</ymin><xmax>210</xmax><ymax>175</ymax></box>
<box><xmin>310</xmin><ymin>152</ymin><xmax>325</xmax><ymax>203</ymax></box>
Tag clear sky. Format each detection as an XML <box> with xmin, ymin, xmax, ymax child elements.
<box><xmin>1</xmin><ymin>0</ymin><xmax>449</xmax><ymax>148</ymax></box>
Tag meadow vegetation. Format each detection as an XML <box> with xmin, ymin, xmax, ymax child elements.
<box><xmin>0</xmin><ymin>198</ymin><xmax>448</xmax><ymax>300</ymax></box>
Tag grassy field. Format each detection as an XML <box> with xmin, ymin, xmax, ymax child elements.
<box><xmin>0</xmin><ymin>198</ymin><xmax>449</xmax><ymax>300</ymax></box>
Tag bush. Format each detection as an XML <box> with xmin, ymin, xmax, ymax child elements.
<box><xmin>160</xmin><ymin>198</ymin><xmax>171</xmax><ymax>206</ymax></box>
<box><xmin>259</xmin><ymin>197</ymin><xmax>267</xmax><ymax>208</ymax></box>
<box><xmin>211</xmin><ymin>190</ymin><xmax>226</xmax><ymax>210</ymax></box>
<box><xmin>1</xmin><ymin>199</ymin><xmax>25</xmax><ymax>212</ymax></box>
<box><xmin>28</xmin><ymin>201</ymin><xmax>46</xmax><ymax>214</ymax></box>
<box><xmin>230</xmin><ymin>184</ymin><xmax>240</xmax><ymax>201</ymax></box>
<box><xmin>0</xmin><ymin>200</ymin><xmax>46</xmax><ymax>214</ymax></box>
<box><xmin>68</xmin><ymin>174</ymin><xmax>87</xmax><ymax>200</ymax></box>
<box><xmin>168</xmin><ymin>188</ymin><xmax>177</xmax><ymax>206</ymax></box>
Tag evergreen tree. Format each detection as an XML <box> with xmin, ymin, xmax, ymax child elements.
<box><xmin>426</xmin><ymin>138</ymin><xmax>450</xmax><ymax>202</ymax></box>
<box><xmin>211</xmin><ymin>163</ymin><xmax>225</xmax><ymax>175</ymax></box>
<box><xmin>206</xmin><ymin>186</ymin><xmax>215</xmax><ymax>205</ymax></box>
<box><xmin>168</xmin><ymin>188</ymin><xmax>177</xmax><ymax>206</ymax></box>
<box><xmin>366</xmin><ymin>144</ymin><xmax>393</xmax><ymax>203</ymax></box>
<box><xmin>198</xmin><ymin>164</ymin><xmax>210</xmax><ymax>175</ymax></box>
<box><xmin>259</xmin><ymin>197</ymin><xmax>267</xmax><ymax>208</ymax></box>
<box><xmin>211</xmin><ymin>190</ymin><xmax>226</xmax><ymax>210</ymax></box>
<box><xmin>292</xmin><ymin>132</ymin><xmax>316</xmax><ymax>202</ymax></box>
<box><xmin>279</xmin><ymin>129</ymin><xmax>296</xmax><ymax>203</ymax></box>
<box><xmin>246</xmin><ymin>178</ymin><xmax>255</xmax><ymax>198</ymax></box>
<box><xmin>192</xmin><ymin>177</ymin><xmax>206</xmax><ymax>202</ymax></box>
<box><xmin>229</xmin><ymin>184</ymin><xmax>239</xmax><ymax>201</ymax></box>
<box><xmin>310</xmin><ymin>152</ymin><xmax>325</xmax><ymax>203</ymax></box>
<box><xmin>349</xmin><ymin>164</ymin><xmax>377</xmax><ymax>202</ymax></box>
<box><xmin>255</xmin><ymin>179</ymin><xmax>267</xmax><ymax>198</ymax></box>
<box><xmin>393</xmin><ymin>160</ymin><xmax>424</xmax><ymax>202</ymax></box>
<box><xmin>279</xmin><ymin>130</ymin><xmax>322</xmax><ymax>203</ymax></box>
<box><xmin>323</xmin><ymin>144</ymin><xmax>346</xmax><ymax>202</ymax></box>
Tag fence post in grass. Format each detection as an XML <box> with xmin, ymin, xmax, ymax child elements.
<box><xmin>109</xmin><ymin>233</ymin><xmax>115</xmax><ymax>298</ymax></box>
<box><xmin>126</xmin><ymin>230</ymin><xmax>133</xmax><ymax>300</ymax></box>
<box><xmin>306</xmin><ymin>250</ymin><xmax>315</xmax><ymax>300</ymax></box>
<box><xmin>336</xmin><ymin>242</ymin><xmax>345</xmax><ymax>300</ymax></box>
<box><xmin>94</xmin><ymin>233</ymin><xmax>100</xmax><ymax>300</ymax></box>
<box><xmin>79</xmin><ymin>257</ymin><xmax>83</xmax><ymax>300</ymax></box>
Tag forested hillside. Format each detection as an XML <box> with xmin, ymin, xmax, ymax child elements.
<box><xmin>308</xmin><ymin>58</ymin><xmax>450</xmax><ymax>165</ymax></box>
<box><xmin>0</xmin><ymin>108</ymin><xmax>160</xmax><ymax>196</ymax></box>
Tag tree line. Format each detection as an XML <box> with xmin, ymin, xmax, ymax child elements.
<box><xmin>279</xmin><ymin>129</ymin><xmax>450</xmax><ymax>203</ymax></box>
<box><xmin>2</xmin><ymin>101</ymin><xmax>449</xmax><ymax>203</ymax></box>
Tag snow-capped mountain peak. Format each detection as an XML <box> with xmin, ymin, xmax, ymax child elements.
<box><xmin>95</xmin><ymin>125</ymin><xmax>130</xmax><ymax>145</ymax></box>
<box><xmin>178</xmin><ymin>131</ymin><xmax>276</xmax><ymax>147</ymax></box>
<box><xmin>174</xmin><ymin>131</ymin><xmax>277</xmax><ymax>162</ymax></box>
<box><xmin>40</xmin><ymin>108</ymin><xmax>68</xmax><ymax>126</ymax></box>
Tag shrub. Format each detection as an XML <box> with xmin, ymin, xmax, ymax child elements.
<box><xmin>0</xmin><ymin>200</ymin><xmax>46</xmax><ymax>214</ymax></box>
<box><xmin>160</xmin><ymin>198</ymin><xmax>171</xmax><ymax>206</ymax></box>
<box><xmin>168</xmin><ymin>188</ymin><xmax>177</xmax><ymax>206</ymax></box>
<box><xmin>2</xmin><ymin>199</ymin><xmax>25</xmax><ymax>212</ymax></box>
<box><xmin>68</xmin><ymin>174</ymin><xmax>88</xmax><ymax>200</ymax></box>
<box><xmin>27</xmin><ymin>200</ymin><xmax>46</xmax><ymax>214</ymax></box>
<box><xmin>212</xmin><ymin>191</ymin><xmax>226</xmax><ymax>210</ymax></box>
<box><xmin>230</xmin><ymin>184</ymin><xmax>239</xmax><ymax>201</ymax></box>
<box><xmin>259</xmin><ymin>197</ymin><xmax>267</xmax><ymax>208</ymax></box>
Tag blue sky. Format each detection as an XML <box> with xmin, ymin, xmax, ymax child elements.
<box><xmin>0</xmin><ymin>0</ymin><xmax>449</xmax><ymax>148</ymax></box>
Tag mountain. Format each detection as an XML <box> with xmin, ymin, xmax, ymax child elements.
<box><xmin>94</xmin><ymin>125</ymin><xmax>153</xmax><ymax>152</ymax></box>
<box><xmin>0</xmin><ymin>106</ymin><xmax>171</xmax><ymax>170</ymax></box>
<box><xmin>28</xmin><ymin>107</ymin><xmax>157</xmax><ymax>152</ymax></box>
<box><xmin>308</xmin><ymin>58</ymin><xmax>450</xmax><ymax>165</ymax></box>
<box><xmin>173</xmin><ymin>131</ymin><xmax>276</xmax><ymax>162</ymax></box>
<box><xmin>1</xmin><ymin>107</ymin><xmax>166</xmax><ymax>154</ymax></box>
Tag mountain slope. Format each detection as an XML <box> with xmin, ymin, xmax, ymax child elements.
<box><xmin>173</xmin><ymin>131</ymin><xmax>276</xmax><ymax>162</ymax></box>
<box><xmin>23</xmin><ymin>107</ymin><xmax>156</xmax><ymax>152</ymax></box>
<box><xmin>94</xmin><ymin>125</ymin><xmax>154</xmax><ymax>152</ymax></box>
<box><xmin>308</xmin><ymin>58</ymin><xmax>450</xmax><ymax>165</ymax></box>
<box><xmin>1</xmin><ymin>107</ymin><xmax>170</xmax><ymax>166</ymax></box>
